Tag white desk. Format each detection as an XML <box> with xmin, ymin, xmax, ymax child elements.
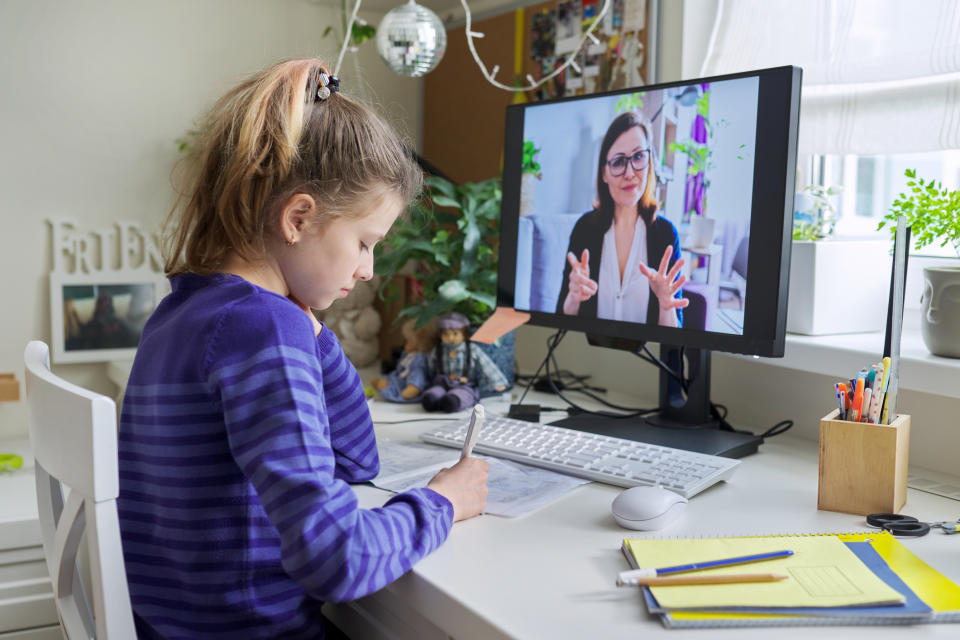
<box><xmin>325</xmin><ymin>398</ymin><xmax>960</xmax><ymax>640</ymax></box>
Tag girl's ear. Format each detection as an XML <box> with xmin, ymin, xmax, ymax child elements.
<box><xmin>278</xmin><ymin>193</ymin><xmax>318</xmax><ymax>244</ymax></box>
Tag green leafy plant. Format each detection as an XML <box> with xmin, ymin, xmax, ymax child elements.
<box><xmin>0</xmin><ymin>453</ymin><xmax>23</xmax><ymax>473</ymax></box>
<box><xmin>616</xmin><ymin>92</ymin><xmax>645</xmax><ymax>113</ymax></box>
<box><xmin>879</xmin><ymin>169</ymin><xmax>960</xmax><ymax>256</ymax></box>
<box><xmin>375</xmin><ymin>175</ymin><xmax>502</xmax><ymax>329</ymax></box>
<box><xmin>322</xmin><ymin>0</ymin><xmax>376</xmax><ymax>47</ymax></box>
<box><xmin>793</xmin><ymin>184</ymin><xmax>842</xmax><ymax>241</ymax></box>
<box><xmin>522</xmin><ymin>141</ymin><xmax>542</xmax><ymax>179</ymax></box>
<box><xmin>669</xmin><ymin>92</ymin><xmax>721</xmax><ymax>178</ymax></box>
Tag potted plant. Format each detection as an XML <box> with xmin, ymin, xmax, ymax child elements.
<box><xmin>519</xmin><ymin>141</ymin><xmax>542</xmax><ymax>217</ymax></box>
<box><xmin>375</xmin><ymin>175</ymin><xmax>515</xmax><ymax>384</ymax></box>
<box><xmin>786</xmin><ymin>184</ymin><xmax>890</xmax><ymax>335</ymax></box>
<box><xmin>879</xmin><ymin>169</ymin><xmax>960</xmax><ymax>358</ymax></box>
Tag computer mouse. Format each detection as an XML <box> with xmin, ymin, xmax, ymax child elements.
<box><xmin>611</xmin><ymin>485</ymin><xmax>688</xmax><ymax>531</ymax></box>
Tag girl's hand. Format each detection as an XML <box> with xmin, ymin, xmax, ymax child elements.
<box><xmin>427</xmin><ymin>457</ymin><xmax>490</xmax><ymax>522</ymax></box>
<box><xmin>288</xmin><ymin>294</ymin><xmax>323</xmax><ymax>337</ymax></box>
<box><xmin>638</xmin><ymin>245</ymin><xmax>690</xmax><ymax>312</ymax></box>
<box><xmin>562</xmin><ymin>249</ymin><xmax>598</xmax><ymax>315</ymax></box>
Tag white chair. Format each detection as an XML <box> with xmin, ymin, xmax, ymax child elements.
<box><xmin>24</xmin><ymin>341</ymin><xmax>136</xmax><ymax>639</ymax></box>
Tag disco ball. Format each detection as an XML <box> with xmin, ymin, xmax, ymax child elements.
<box><xmin>376</xmin><ymin>1</ymin><xmax>447</xmax><ymax>77</ymax></box>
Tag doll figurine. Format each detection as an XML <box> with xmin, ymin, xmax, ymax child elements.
<box><xmin>370</xmin><ymin>319</ymin><xmax>436</xmax><ymax>402</ymax></box>
<box><xmin>421</xmin><ymin>312</ymin><xmax>509</xmax><ymax>413</ymax></box>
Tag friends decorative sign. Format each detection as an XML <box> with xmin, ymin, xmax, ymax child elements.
<box><xmin>47</xmin><ymin>219</ymin><xmax>168</xmax><ymax>363</ymax></box>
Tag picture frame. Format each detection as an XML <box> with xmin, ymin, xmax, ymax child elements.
<box><xmin>50</xmin><ymin>271</ymin><xmax>169</xmax><ymax>364</ymax></box>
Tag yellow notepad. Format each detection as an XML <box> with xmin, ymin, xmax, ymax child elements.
<box><xmin>623</xmin><ymin>534</ymin><xmax>904</xmax><ymax>609</ymax></box>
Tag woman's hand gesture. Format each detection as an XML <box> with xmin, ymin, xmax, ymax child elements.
<box><xmin>562</xmin><ymin>249</ymin><xmax>598</xmax><ymax>315</ymax></box>
<box><xmin>638</xmin><ymin>245</ymin><xmax>689</xmax><ymax>314</ymax></box>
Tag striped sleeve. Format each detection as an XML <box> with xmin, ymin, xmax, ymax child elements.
<box><xmin>316</xmin><ymin>327</ymin><xmax>379</xmax><ymax>483</ymax></box>
<box><xmin>207</xmin><ymin>308</ymin><xmax>453</xmax><ymax>603</ymax></box>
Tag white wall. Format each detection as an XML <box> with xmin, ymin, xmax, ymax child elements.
<box><xmin>0</xmin><ymin>0</ymin><xmax>422</xmax><ymax>439</ymax></box>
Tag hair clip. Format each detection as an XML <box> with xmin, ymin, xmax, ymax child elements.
<box><xmin>316</xmin><ymin>72</ymin><xmax>340</xmax><ymax>101</ymax></box>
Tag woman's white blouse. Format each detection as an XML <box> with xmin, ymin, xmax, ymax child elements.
<box><xmin>597</xmin><ymin>218</ymin><xmax>649</xmax><ymax>322</ymax></box>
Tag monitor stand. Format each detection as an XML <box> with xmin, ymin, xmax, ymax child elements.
<box><xmin>547</xmin><ymin>341</ymin><xmax>763</xmax><ymax>459</ymax></box>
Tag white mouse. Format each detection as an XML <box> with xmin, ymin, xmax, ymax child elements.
<box><xmin>611</xmin><ymin>485</ymin><xmax>688</xmax><ymax>531</ymax></box>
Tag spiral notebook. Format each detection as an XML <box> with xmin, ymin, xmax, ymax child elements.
<box><xmin>621</xmin><ymin>531</ymin><xmax>960</xmax><ymax>629</ymax></box>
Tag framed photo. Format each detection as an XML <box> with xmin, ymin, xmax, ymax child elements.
<box><xmin>50</xmin><ymin>271</ymin><xmax>169</xmax><ymax>364</ymax></box>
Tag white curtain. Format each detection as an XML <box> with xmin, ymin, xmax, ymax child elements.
<box><xmin>699</xmin><ymin>0</ymin><xmax>960</xmax><ymax>155</ymax></box>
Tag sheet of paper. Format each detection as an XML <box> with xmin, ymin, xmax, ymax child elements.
<box><xmin>374</xmin><ymin>440</ymin><xmax>588</xmax><ymax>517</ymax></box>
<box><xmin>622</xmin><ymin>0</ymin><xmax>646</xmax><ymax>32</ymax></box>
<box><xmin>624</xmin><ymin>535</ymin><xmax>904</xmax><ymax>610</ymax></box>
<box><xmin>470</xmin><ymin>306</ymin><xmax>531</xmax><ymax>344</ymax></box>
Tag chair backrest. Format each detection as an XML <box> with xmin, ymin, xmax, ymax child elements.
<box><xmin>24</xmin><ymin>341</ymin><xmax>135</xmax><ymax>640</ymax></box>
<box><xmin>732</xmin><ymin>236</ymin><xmax>749</xmax><ymax>279</ymax></box>
<box><xmin>681</xmin><ymin>288</ymin><xmax>707</xmax><ymax>331</ymax></box>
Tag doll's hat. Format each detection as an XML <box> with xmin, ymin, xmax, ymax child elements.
<box><xmin>436</xmin><ymin>312</ymin><xmax>469</xmax><ymax>330</ymax></box>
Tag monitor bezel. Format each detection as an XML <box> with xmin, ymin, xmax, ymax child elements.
<box><xmin>496</xmin><ymin>65</ymin><xmax>802</xmax><ymax>358</ymax></box>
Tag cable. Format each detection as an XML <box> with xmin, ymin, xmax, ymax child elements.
<box><xmin>633</xmin><ymin>349</ymin><xmax>794</xmax><ymax>439</ymax></box>
<box><xmin>541</xmin><ymin>332</ymin><xmax>658</xmax><ymax>418</ymax></box>
<box><xmin>514</xmin><ymin>329</ymin><xmax>567</xmax><ymax>406</ymax></box>
<box><xmin>639</xmin><ymin>343</ymin><xmax>689</xmax><ymax>393</ymax></box>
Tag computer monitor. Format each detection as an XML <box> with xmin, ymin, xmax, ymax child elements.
<box><xmin>497</xmin><ymin>66</ymin><xmax>802</xmax><ymax>457</ymax></box>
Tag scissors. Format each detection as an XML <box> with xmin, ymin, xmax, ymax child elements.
<box><xmin>867</xmin><ymin>513</ymin><xmax>960</xmax><ymax>537</ymax></box>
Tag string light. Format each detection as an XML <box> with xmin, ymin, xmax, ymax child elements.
<box><xmin>333</xmin><ymin>0</ymin><xmax>614</xmax><ymax>92</ymax></box>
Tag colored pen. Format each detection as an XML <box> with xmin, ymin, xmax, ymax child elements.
<box><xmin>461</xmin><ymin>404</ymin><xmax>484</xmax><ymax>459</ymax></box>
<box><xmin>860</xmin><ymin>387</ymin><xmax>872</xmax><ymax>423</ymax></box>
<box><xmin>851</xmin><ymin>377</ymin><xmax>865</xmax><ymax>422</ymax></box>
<box><xmin>618</xmin><ymin>573</ymin><xmax>789</xmax><ymax>587</ymax></box>
<box><xmin>617</xmin><ymin>549</ymin><xmax>794</xmax><ymax>582</ymax></box>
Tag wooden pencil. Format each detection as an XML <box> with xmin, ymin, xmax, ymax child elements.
<box><xmin>620</xmin><ymin>573</ymin><xmax>788</xmax><ymax>587</ymax></box>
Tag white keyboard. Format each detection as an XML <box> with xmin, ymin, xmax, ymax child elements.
<box><xmin>420</xmin><ymin>414</ymin><xmax>740</xmax><ymax>498</ymax></box>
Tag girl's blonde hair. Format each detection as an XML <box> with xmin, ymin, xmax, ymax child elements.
<box><xmin>163</xmin><ymin>58</ymin><xmax>422</xmax><ymax>276</ymax></box>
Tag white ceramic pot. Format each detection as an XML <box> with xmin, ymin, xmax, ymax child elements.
<box><xmin>786</xmin><ymin>240</ymin><xmax>890</xmax><ymax>335</ymax></box>
<box><xmin>920</xmin><ymin>265</ymin><xmax>960</xmax><ymax>358</ymax></box>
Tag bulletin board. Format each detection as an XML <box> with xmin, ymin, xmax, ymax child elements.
<box><xmin>423</xmin><ymin>0</ymin><xmax>653</xmax><ymax>184</ymax></box>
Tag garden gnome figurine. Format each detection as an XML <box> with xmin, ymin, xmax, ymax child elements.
<box><xmin>421</xmin><ymin>312</ymin><xmax>509</xmax><ymax>413</ymax></box>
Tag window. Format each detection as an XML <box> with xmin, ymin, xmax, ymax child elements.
<box><xmin>800</xmin><ymin>149</ymin><xmax>960</xmax><ymax>256</ymax></box>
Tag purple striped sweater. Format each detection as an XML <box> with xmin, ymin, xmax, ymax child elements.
<box><xmin>118</xmin><ymin>273</ymin><xmax>453</xmax><ymax>639</ymax></box>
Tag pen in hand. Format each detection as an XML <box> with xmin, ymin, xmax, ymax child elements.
<box><xmin>461</xmin><ymin>404</ymin><xmax>485</xmax><ymax>459</ymax></box>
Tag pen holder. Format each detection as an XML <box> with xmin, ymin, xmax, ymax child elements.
<box><xmin>817</xmin><ymin>410</ymin><xmax>910</xmax><ymax>516</ymax></box>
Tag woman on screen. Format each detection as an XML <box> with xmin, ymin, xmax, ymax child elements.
<box><xmin>556</xmin><ymin>111</ymin><xmax>688</xmax><ymax>326</ymax></box>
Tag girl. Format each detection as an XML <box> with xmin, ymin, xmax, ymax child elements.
<box><xmin>117</xmin><ymin>58</ymin><xmax>489</xmax><ymax>639</ymax></box>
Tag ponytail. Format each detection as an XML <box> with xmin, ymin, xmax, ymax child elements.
<box><xmin>163</xmin><ymin>58</ymin><xmax>421</xmax><ymax>277</ymax></box>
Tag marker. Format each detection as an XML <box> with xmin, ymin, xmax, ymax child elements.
<box><xmin>617</xmin><ymin>549</ymin><xmax>794</xmax><ymax>583</ymax></box>
<box><xmin>851</xmin><ymin>377</ymin><xmax>865</xmax><ymax>422</ymax></box>
<box><xmin>461</xmin><ymin>404</ymin><xmax>485</xmax><ymax>459</ymax></box>
<box><xmin>860</xmin><ymin>387</ymin><xmax>872</xmax><ymax>423</ymax></box>
<box><xmin>834</xmin><ymin>383</ymin><xmax>846</xmax><ymax>420</ymax></box>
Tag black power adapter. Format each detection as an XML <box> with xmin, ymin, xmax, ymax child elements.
<box><xmin>508</xmin><ymin>404</ymin><xmax>542</xmax><ymax>422</ymax></box>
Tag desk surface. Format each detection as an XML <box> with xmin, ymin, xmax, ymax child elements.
<box><xmin>353</xmin><ymin>397</ymin><xmax>960</xmax><ymax>640</ymax></box>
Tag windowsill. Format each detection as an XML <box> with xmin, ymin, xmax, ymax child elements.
<box><xmin>723</xmin><ymin>325</ymin><xmax>960</xmax><ymax>399</ymax></box>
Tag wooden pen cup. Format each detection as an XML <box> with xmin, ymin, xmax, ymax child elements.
<box><xmin>817</xmin><ymin>409</ymin><xmax>910</xmax><ymax>516</ymax></box>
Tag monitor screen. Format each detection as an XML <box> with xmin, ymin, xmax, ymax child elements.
<box><xmin>497</xmin><ymin>66</ymin><xmax>801</xmax><ymax>358</ymax></box>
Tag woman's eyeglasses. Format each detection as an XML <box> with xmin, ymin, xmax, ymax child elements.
<box><xmin>606</xmin><ymin>149</ymin><xmax>651</xmax><ymax>177</ymax></box>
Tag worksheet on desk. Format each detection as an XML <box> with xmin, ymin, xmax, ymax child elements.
<box><xmin>373</xmin><ymin>440</ymin><xmax>589</xmax><ymax>518</ymax></box>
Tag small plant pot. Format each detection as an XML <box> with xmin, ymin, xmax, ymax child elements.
<box><xmin>920</xmin><ymin>265</ymin><xmax>960</xmax><ymax>358</ymax></box>
<box><xmin>787</xmin><ymin>240</ymin><xmax>890</xmax><ymax>335</ymax></box>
